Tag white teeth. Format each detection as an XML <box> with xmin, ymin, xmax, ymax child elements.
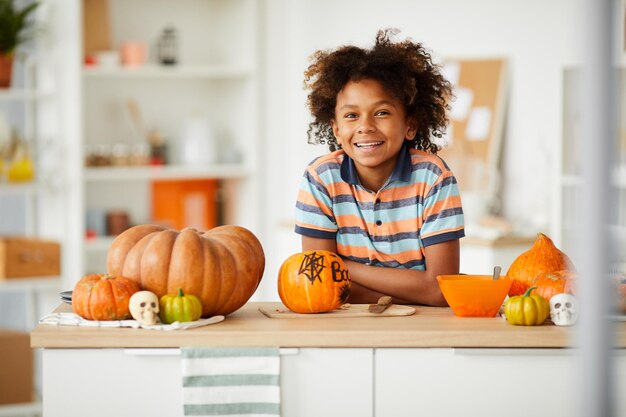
<box><xmin>356</xmin><ymin>142</ymin><xmax>383</xmax><ymax>148</ymax></box>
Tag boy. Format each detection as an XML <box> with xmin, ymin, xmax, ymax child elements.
<box><xmin>295</xmin><ymin>30</ymin><xmax>464</xmax><ymax>306</ymax></box>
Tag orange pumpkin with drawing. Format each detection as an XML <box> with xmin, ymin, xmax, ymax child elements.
<box><xmin>278</xmin><ymin>250</ymin><xmax>351</xmax><ymax>313</ymax></box>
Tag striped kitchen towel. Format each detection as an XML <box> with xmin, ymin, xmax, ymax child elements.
<box><xmin>181</xmin><ymin>347</ymin><xmax>281</xmax><ymax>416</ymax></box>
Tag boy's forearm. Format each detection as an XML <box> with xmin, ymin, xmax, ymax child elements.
<box><xmin>344</xmin><ymin>259</ymin><xmax>447</xmax><ymax>306</ymax></box>
<box><xmin>300</xmin><ymin>235</ymin><xmax>459</xmax><ymax>307</ymax></box>
<box><xmin>347</xmin><ymin>281</ymin><xmax>412</xmax><ymax>305</ymax></box>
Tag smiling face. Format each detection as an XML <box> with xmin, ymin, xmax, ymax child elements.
<box><xmin>331</xmin><ymin>79</ymin><xmax>416</xmax><ymax>191</ymax></box>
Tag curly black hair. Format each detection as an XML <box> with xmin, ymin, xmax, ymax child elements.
<box><xmin>303</xmin><ymin>28</ymin><xmax>452</xmax><ymax>153</ymax></box>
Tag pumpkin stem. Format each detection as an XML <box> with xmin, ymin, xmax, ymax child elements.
<box><xmin>101</xmin><ymin>274</ymin><xmax>114</xmax><ymax>280</ymax></box>
<box><xmin>523</xmin><ymin>286</ymin><xmax>538</xmax><ymax>297</ymax></box>
<box><xmin>177</xmin><ymin>288</ymin><xmax>184</xmax><ymax>297</ymax></box>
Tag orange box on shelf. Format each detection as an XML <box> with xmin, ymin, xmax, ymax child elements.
<box><xmin>151</xmin><ymin>179</ymin><xmax>219</xmax><ymax>231</ymax></box>
<box><xmin>0</xmin><ymin>237</ymin><xmax>61</xmax><ymax>280</ymax></box>
<box><xmin>0</xmin><ymin>328</ymin><xmax>33</xmax><ymax>405</ymax></box>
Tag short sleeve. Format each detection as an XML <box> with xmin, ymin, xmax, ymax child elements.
<box><xmin>420</xmin><ymin>171</ymin><xmax>465</xmax><ymax>247</ymax></box>
<box><xmin>294</xmin><ymin>165</ymin><xmax>338</xmax><ymax>240</ymax></box>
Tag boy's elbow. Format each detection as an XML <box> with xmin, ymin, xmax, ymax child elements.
<box><xmin>430</xmin><ymin>292</ymin><xmax>448</xmax><ymax>307</ymax></box>
<box><xmin>431</xmin><ymin>284</ymin><xmax>448</xmax><ymax>307</ymax></box>
<box><xmin>420</xmin><ymin>289</ymin><xmax>447</xmax><ymax>307</ymax></box>
<box><xmin>404</xmin><ymin>288</ymin><xmax>448</xmax><ymax>307</ymax></box>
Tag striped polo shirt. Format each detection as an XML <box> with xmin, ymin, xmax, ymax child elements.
<box><xmin>295</xmin><ymin>143</ymin><xmax>465</xmax><ymax>270</ymax></box>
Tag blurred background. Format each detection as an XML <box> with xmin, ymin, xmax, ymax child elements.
<box><xmin>0</xmin><ymin>0</ymin><xmax>624</xmax><ymax>412</ymax></box>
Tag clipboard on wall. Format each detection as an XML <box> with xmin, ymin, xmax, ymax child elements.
<box><xmin>438</xmin><ymin>59</ymin><xmax>508</xmax><ymax>197</ymax></box>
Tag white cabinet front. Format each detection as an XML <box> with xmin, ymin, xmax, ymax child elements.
<box><xmin>42</xmin><ymin>347</ymin><xmax>374</xmax><ymax>417</ymax></box>
<box><xmin>43</xmin><ymin>346</ymin><xmax>625</xmax><ymax>416</ymax></box>
<box><xmin>281</xmin><ymin>348</ymin><xmax>373</xmax><ymax>417</ymax></box>
<box><xmin>375</xmin><ymin>348</ymin><xmax>580</xmax><ymax>417</ymax></box>
<box><xmin>42</xmin><ymin>348</ymin><xmax>184</xmax><ymax>417</ymax></box>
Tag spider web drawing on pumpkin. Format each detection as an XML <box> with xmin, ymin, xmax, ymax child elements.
<box><xmin>298</xmin><ymin>252</ymin><xmax>326</xmax><ymax>284</ymax></box>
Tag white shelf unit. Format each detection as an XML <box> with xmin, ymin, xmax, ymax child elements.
<box><xmin>0</xmin><ymin>277</ymin><xmax>60</xmax><ymax>293</ymax></box>
<box><xmin>0</xmin><ymin>84</ymin><xmax>39</xmax><ymax>206</ymax></box>
<box><xmin>82</xmin><ymin>65</ymin><xmax>252</xmax><ymax>79</ymax></box>
<box><xmin>0</xmin><ymin>73</ymin><xmax>63</xmax><ymax>268</ymax></box>
<box><xmin>84</xmin><ymin>236</ymin><xmax>116</xmax><ymax>253</ymax></box>
<box><xmin>0</xmin><ymin>182</ymin><xmax>38</xmax><ymax>195</ymax></box>
<box><xmin>84</xmin><ymin>164</ymin><xmax>247</xmax><ymax>182</ymax></box>
<box><xmin>80</xmin><ymin>0</ymin><xmax>262</xmax><ymax>275</ymax></box>
<box><xmin>0</xmin><ymin>277</ymin><xmax>61</xmax><ymax>335</ymax></box>
<box><xmin>0</xmin><ymin>89</ymin><xmax>51</xmax><ymax>102</ymax></box>
<box><xmin>0</xmin><ymin>3</ymin><xmax>76</xmax><ymax>413</ymax></box>
<box><xmin>82</xmin><ymin>162</ymin><xmax>248</xmax><ymax>257</ymax></box>
<box><xmin>0</xmin><ymin>401</ymin><xmax>42</xmax><ymax>417</ymax></box>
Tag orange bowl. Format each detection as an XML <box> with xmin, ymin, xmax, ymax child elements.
<box><xmin>437</xmin><ymin>275</ymin><xmax>512</xmax><ymax>317</ymax></box>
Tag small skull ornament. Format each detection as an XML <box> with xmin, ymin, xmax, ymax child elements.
<box><xmin>549</xmin><ymin>293</ymin><xmax>579</xmax><ymax>326</ymax></box>
<box><xmin>129</xmin><ymin>291</ymin><xmax>160</xmax><ymax>326</ymax></box>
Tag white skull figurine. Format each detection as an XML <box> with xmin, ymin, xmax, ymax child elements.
<box><xmin>129</xmin><ymin>291</ymin><xmax>160</xmax><ymax>325</ymax></box>
<box><xmin>549</xmin><ymin>293</ymin><xmax>579</xmax><ymax>326</ymax></box>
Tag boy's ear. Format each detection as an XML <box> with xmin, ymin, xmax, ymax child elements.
<box><xmin>405</xmin><ymin>119</ymin><xmax>418</xmax><ymax>140</ymax></box>
<box><xmin>330</xmin><ymin>119</ymin><xmax>339</xmax><ymax>137</ymax></box>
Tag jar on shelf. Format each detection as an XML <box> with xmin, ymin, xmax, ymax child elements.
<box><xmin>106</xmin><ymin>210</ymin><xmax>130</xmax><ymax>236</ymax></box>
<box><xmin>111</xmin><ymin>143</ymin><xmax>130</xmax><ymax>166</ymax></box>
<box><xmin>157</xmin><ymin>27</ymin><xmax>178</xmax><ymax>66</ymax></box>
<box><xmin>84</xmin><ymin>144</ymin><xmax>96</xmax><ymax>167</ymax></box>
<box><xmin>6</xmin><ymin>136</ymin><xmax>35</xmax><ymax>183</ymax></box>
<box><xmin>129</xmin><ymin>142</ymin><xmax>151</xmax><ymax>166</ymax></box>
<box><xmin>148</xmin><ymin>130</ymin><xmax>168</xmax><ymax>165</ymax></box>
<box><xmin>92</xmin><ymin>144</ymin><xmax>112</xmax><ymax>166</ymax></box>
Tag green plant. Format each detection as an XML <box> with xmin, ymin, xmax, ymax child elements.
<box><xmin>0</xmin><ymin>0</ymin><xmax>40</xmax><ymax>55</ymax></box>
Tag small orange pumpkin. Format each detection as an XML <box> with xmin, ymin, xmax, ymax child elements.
<box><xmin>73</xmin><ymin>274</ymin><xmax>140</xmax><ymax>320</ymax></box>
<box><xmin>507</xmin><ymin>233</ymin><xmax>575</xmax><ymax>296</ymax></box>
<box><xmin>278</xmin><ymin>250</ymin><xmax>351</xmax><ymax>313</ymax></box>
<box><xmin>531</xmin><ymin>270</ymin><xmax>576</xmax><ymax>302</ymax></box>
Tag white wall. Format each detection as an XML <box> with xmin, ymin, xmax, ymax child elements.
<box><xmin>0</xmin><ymin>1</ymin><xmax>586</xmax><ymax>304</ymax></box>
<box><xmin>253</xmin><ymin>0</ymin><xmax>580</xmax><ymax>301</ymax></box>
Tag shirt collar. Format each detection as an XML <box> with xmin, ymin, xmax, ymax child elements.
<box><xmin>340</xmin><ymin>142</ymin><xmax>413</xmax><ymax>187</ymax></box>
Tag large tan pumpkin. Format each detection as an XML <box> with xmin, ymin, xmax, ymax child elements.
<box><xmin>107</xmin><ymin>224</ymin><xmax>265</xmax><ymax>317</ymax></box>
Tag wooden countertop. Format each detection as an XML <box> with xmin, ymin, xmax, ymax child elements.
<box><xmin>30</xmin><ymin>302</ymin><xmax>626</xmax><ymax>349</ymax></box>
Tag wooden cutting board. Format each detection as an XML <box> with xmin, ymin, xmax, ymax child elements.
<box><xmin>259</xmin><ymin>304</ymin><xmax>416</xmax><ymax>318</ymax></box>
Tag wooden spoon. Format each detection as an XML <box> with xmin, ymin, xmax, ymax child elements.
<box><xmin>368</xmin><ymin>296</ymin><xmax>393</xmax><ymax>314</ymax></box>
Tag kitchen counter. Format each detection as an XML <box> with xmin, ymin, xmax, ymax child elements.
<box><xmin>30</xmin><ymin>302</ymin><xmax>626</xmax><ymax>349</ymax></box>
<box><xmin>31</xmin><ymin>302</ymin><xmax>626</xmax><ymax>417</ymax></box>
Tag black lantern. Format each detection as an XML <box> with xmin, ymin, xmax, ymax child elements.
<box><xmin>157</xmin><ymin>27</ymin><xmax>178</xmax><ymax>65</ymax></box>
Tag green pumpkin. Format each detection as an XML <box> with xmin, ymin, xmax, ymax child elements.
<box><xmin>504</xmin><ymin>286</ymin><xmax>550</xmax><ymax>326</ymax></box>
<box><xmin>159</xmin><ymin>288</ymin><xmax>202</xmax><ymax>324</ymax></box>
